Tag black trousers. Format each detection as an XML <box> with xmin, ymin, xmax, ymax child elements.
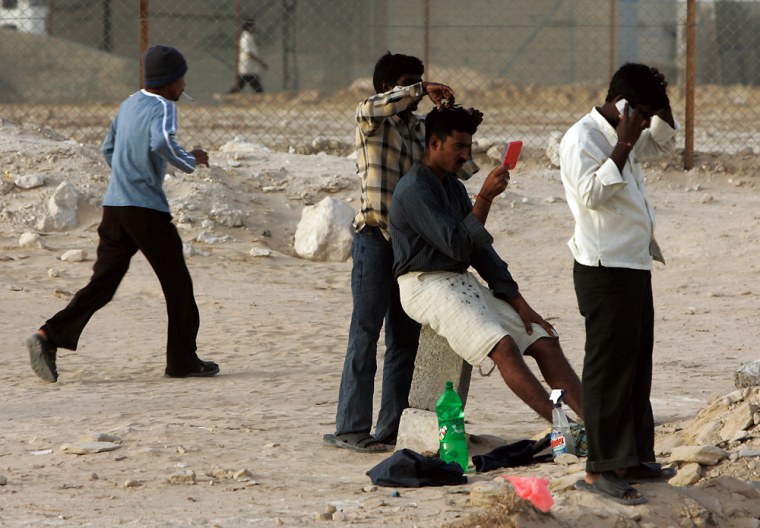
<box><xmin>230</xmin><ymin>74</ymin><xmax>263</xmax><ymax>93</ymax></box>
<box><xmin>42</xmin><ymin>206</ymin><xmax>201</xmax><ymax>375</ymax></box>
<box><xmin>573</xmin><ymin>261</ymin><xmax>655</xmax><ymax>473</ymax></box>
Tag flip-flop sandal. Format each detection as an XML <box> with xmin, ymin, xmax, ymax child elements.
<box><xmin>575</xmin><ymin>471</ymin><xmax>648</xmax><ymax>505</ymax></box>
<box><xmin>626</xmin><ymin>461</ymin><xmax>677</xmax><ymax>483</ymax></box>
<box><xmin>323</xmin><ymin>433</ymin><xmax>392</xmax><ymax>453</ymax></box>
<box><xmin>26</xmin><ymin>334</ymin><xmax>58</xmax><ymax>383</ymax></box>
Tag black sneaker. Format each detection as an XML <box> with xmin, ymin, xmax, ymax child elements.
<box><xmin>165</xmin><ymin>360</ymin><xmax>220</xmax><ymax>378</ymax></box>
<box><xmin>26</xmin><ymin>334</ymin><xmax>58</xmax><ymax>383</ymax></box>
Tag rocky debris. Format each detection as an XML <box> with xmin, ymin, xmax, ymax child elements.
<box><xmin>674</xmin><ymin>388</ymin><xmax>760</xmax><ymax>447</ymax></box>
<box><xmin>290</xmin><ymin>136</ymin><xmax>352</xmax><ymax>156</ymax></box>
<box><xmin>669</xmin><ymin>462</ymin><xmax>703</xmax><ymax>486</ymax></box>
<box><xmin>293</xmin><ymin>196</ymin><xmax>354</xmax><ymax>262</ymax></box>
<box><xmin>670</xmin><ymin>446</ymin><xmax>729</xmax><ymax>466</ymax></box>
<box><xmin>0</xmin><ymin>475</ymin><xmax>7</xmax><ymax>486</ymax></box>
<box><xmin>218</xmin><ymin>136</ymin><xmax>272</xmax><ymax>155</ymax></box>
<box><xmin>167</xmin><ymin>469</ymin><xmax>196</xmax><ymax>484</ymax></box>
<box><xmin>37</xmin><ymin>181</ymin><xmax>79</xmax><ymax>231</ymax></box>
<box><xmin>736</xmin><ymin>360</ymin><xmax>760</xmax><ymax>389</ymax></box>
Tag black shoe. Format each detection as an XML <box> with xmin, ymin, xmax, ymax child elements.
<box><xmin>27</xmin><ymin>334</ymin><xmax>58</xmax><ymax>383</ymax></box>
<box><xmin>165</xmin><ymin>360</ymin><xmax>220</xmax><ymax>378</ymax></box>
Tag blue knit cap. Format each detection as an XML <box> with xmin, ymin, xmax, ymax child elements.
<box><xmin>143</xmin><ymin>45</ymin><xmax>187</xmax><ymax>88</ymax></box>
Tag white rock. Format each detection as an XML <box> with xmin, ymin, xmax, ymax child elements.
<box><xmin>554</xmin><ymin>453</ymin><xmax>580</xmax><ymax>465</ymax></box>
<box><xmin>60</xmin><ymin>442</ymin><xmax>121</xmax><ymax>455</ymax></box>
<box><xmin>47</xmin><ymin>268</ymin><xmax>60</xmax><ymax>278</ymax></box>
<box><xmin>545</xmin><ymin>131</ymin><xmax>563</xmax><ymax>168</ymax></box>
<box><xmin>486</xmin><ymin>143</ymin><xmax>507</xmax><ymax>163</ymax></box>
<box><xmin>37</xmin><ymin>181</ymin><xmax>79</xmax><ymax>231</ymax></box>
<box><xmin>735</xmin><ymin>360</ymin><xmax>760</xmax><ymax>389</ymax></box>
<box><xmin>294</xmin><ymin>197</ymin><xmax>355</xmax><ymax>262</ymax></box>
<box><xmin>60</xmin><ymin>249</ymin><xmax>87</xmax><ymax>262</ymax></box>
<box><xmin>14</xmin><ymin>173</ymin><xmax>46</xmax><ymax>189</ymax></box>
<box><xmin>19</xmin><ymin>232</ymin><xmax>45</xmax><ymax>249</ymax></box>
<box><xmin>249</xmin><ymin>246</ymin><xmax>271</xmax><ymax>257</ymax></box>
<box><xmin>123</xmin><ymin>479</ymin><xmax>142</xmax><ymax>488</ymax></box>
<box><xmin>210</xmin><ymin>205</ymin><xmax>245</xmax><ymax>227</ymax></box>
<box><xmin>196</xmin><ymin>231</ymin><xmax>233</xmax><ymax>244</ymax></box>
<box><xmin>182</xmin><ymin>244</ymin><xmax>208</xmax><ymax>257</ymax></box>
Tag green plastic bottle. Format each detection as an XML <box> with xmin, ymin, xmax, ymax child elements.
<box><xmin>435</xmin><ymin>381</ymin><xmax>468</xmax><ymax>472</ymax></box>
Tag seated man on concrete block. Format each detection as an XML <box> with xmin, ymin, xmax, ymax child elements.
<box><xmin>390</xmin><ymin>106</ymin><xmax>583</xmax><ymax>424</ymax></box>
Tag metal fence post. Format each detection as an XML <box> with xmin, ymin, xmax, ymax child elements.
<box><xmin>139</xmin><ymin>0</ymin><xmax>149</xmax><ymax>89</ymax></box>
<box><xmin>684</xmin><ymin>0</ymin><xmax>695</xmax><ymax>170</ymax></box>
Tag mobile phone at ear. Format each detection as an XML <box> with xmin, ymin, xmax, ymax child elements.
<box><xmin>615</xmin><ymin>99</ymin><xmax>633</xmax><ymax>116</ymax></box>
<box><xmin>502</xmin><ymin>141</ymin><xmax>523</xmax><ymax>170</ymax></box>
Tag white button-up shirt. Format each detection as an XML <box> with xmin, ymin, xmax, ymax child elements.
<box><xmin>559</xmin><ymin>107</ymin><xmax>678</xmax><ymax>270</ymax></box>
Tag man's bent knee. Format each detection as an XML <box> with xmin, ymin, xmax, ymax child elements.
<box><xmin>524</xmin><ymin>336</ymin><xmax>562</xmax><ymax>358</ymax></box>
<box><xmin>488</xmin><ymin>335</ymin><xmax>522</xmax><ymax>362</ymax></box>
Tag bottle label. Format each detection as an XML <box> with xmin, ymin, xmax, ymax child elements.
<box><xmin>439</xmin><ymin>421</ymin><xmax>465</xmax><ymax>442</ymax></box>
<box><xmin>550</xmin><ymin>430</ymin><xmax>567</xmax><ymax>455</ymax></box>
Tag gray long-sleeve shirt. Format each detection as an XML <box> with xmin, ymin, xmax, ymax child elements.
<box><xmin>390</xmin><ymin>162</ymin><xmax>519</xmax><ymax>298</ymax></box>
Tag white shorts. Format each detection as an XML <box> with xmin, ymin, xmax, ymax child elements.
<box><xmin>397</xmin><ymin>271</ymin><xmax>554</xmax><ymax>366</ymax></box>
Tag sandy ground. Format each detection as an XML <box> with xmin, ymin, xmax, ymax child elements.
<box><xmin>0</xmin><ymin>116</ymin><xmax>758</xmax><ymax>527</ymax></box>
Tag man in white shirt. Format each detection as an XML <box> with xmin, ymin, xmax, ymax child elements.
<box><xmin>559</xmin><ymin>63</ymin><xmax>677</xmax><ymax>505</ymax></box>
<box><xmin>229</xmin><ymin>18</ymin><xmax>268</xmax><ymax>93</ymax></box>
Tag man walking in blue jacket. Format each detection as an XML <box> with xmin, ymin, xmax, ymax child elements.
<box><xmin>26</xmin><ymin>45</ymin><xmax>219</xmax><ymax>381</ymax></box>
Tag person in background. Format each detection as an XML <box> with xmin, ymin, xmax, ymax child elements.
<box><xmin>560</xmin><ymin>63</ymin><xmax>678</xmax><ymax>505</ymax></box>
<box><xmin>229</xmin><ymin>17</ymin><xmax>268</xmax><ymax>93</ymax></box>
<box><xmin>26</xmin><ymin>45</ymin><xmax>219</xmax><ymax>382</ymax></box>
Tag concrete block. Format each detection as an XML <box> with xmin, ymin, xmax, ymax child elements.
<box><xmin>408</xmin><ymin>326</ymin><xmax>472</xmax><ymax>412</ymax></box>
<box><xmin>395</xmin><ymin>408</ymin><xmax>439</xmax><ymax>455</ymax></box>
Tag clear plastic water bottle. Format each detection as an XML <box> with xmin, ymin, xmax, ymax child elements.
<box><xmin>549</xmin><ymin>389</ymin><xmax>576</xmax><ymax>459</ymax></box>
<box><xmin>436</xmin><ymin>381</ymin><xmax>468</xmax><ymax>472</ymax></box>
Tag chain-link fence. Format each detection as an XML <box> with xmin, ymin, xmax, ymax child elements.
<box><xmin>1</xmin><ymin>0</ymin><xmax>759</xmax><ymax>162</ymax></box>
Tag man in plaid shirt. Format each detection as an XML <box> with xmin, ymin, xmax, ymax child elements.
<box><xmin>324</xmin><ymin>52</ymin><xmax>474</xmax><ymax>453</ymax></box>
